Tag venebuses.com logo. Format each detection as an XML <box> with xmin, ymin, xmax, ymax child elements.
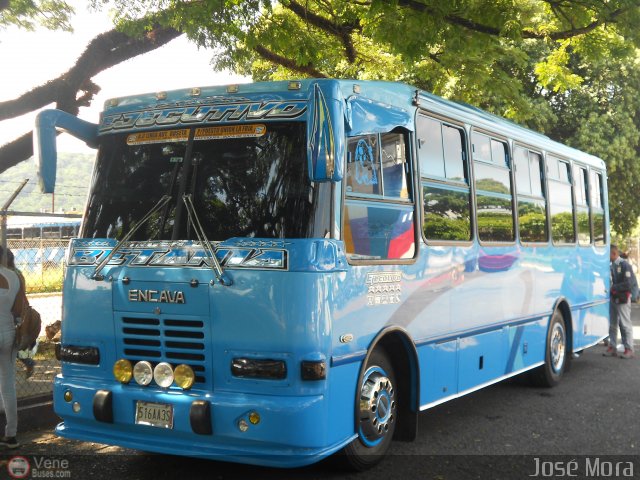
<box><xmin>7</xmin><ymin>455</ymin><xmax>72</xmax><ymax>479</ymax></box>
<box><xmin>7</xmin><ymin>456</ymin><xmax>30</xmax><ymax>479</ymax></box>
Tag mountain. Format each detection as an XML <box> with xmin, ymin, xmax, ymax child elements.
<box><xmin>0</xmin><ymin>153</ymin><xmax>95</xmax><ymax>214</ymax></box>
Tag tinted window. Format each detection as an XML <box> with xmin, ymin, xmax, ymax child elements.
<box><xmin>381</xmin><ymin>133</ymin><xmax>410</xmax><ymax>199</ymax></box>
<box><xmin>344</xmin><ymin>203</ymin><xmax>415</xmax><ymax>260</ymax></box>
<box><xmin>529</xmin><ymin>152</ymin><xmax>543</xmax><ymax>197</ymax></box>
<box><xmin>591</xmin><ymin>171</ymin><xmax>606</xmax><ymax>246</ymax></box>
<box><xmin>472</xmin><ymin>132</ymin><xmax>491</xmax><ymax>163</ymax></box>
<box><xmin>347</xmin><ymin>134</ymin><xmax>382</xmax><ymax>196</ymax></box>
<box><xmin>419</xmin><ymin>115</ymin><xmax>471</xmax><ymax>243</ymax></box>
<box><xmin>473</xmin><ymin>133</ymin><xmax>514</xmax><ymax>242</ymax></box>
<box><xmin>518</xmin><ymin>199</ymin><xmax>547</xmax><ymax>243</ymax></box>
<box><xmin>514</xmin><ymin>146</ymin><xmax>530</xmax><ymax>195</ymax></box>
<box><xmin>345</xmin><ymin>130</ymin><xmax>415</xmax><ymax>260</ymax></box>
<box><xmin>549</xmin><ymin>181</ymin><xmax>574</xmax><ymax>244</ymax></box>
<box><xmin>84</xmin><ymin>123</ymin><xmax>331</xmax><ymax>240</ymax></box>
<box><xmin>418</xmin><ymin>116</ymin><xmax>445</xmax><ymax>178</ymax></box>
<box><xmin>423</xmin><ymin>184</ymin><xmax>471</xmax><ymax>241</ymax></box>
<box><xmin>417</xmin><ymin>116</ymin><xmax>465</xmax><ymax>181</ymax></box>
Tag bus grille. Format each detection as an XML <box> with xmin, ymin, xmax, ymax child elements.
<box><xmin>118</xmin><ymin>316</ymin><xmax>208</xmax><ymax>386</ymax></box>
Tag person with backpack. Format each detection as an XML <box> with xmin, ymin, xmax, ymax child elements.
<box><xmin>605</xmin><ymin>245</ymin><xmax>635</xmax><ymax>359</ymax></box>
<box><xmin>620</xmin><ymin>252</ymin><xmax>639</xmax><ymax>303</ymax></box>
<box><xmin>0</xmin><ymin>246</ymin><xmax>26</xmax><ymax>448</ymax></box>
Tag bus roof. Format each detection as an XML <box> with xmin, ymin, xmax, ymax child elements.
<box><xmin>102</xmin><ymin>79</ymin><xmax>605</xmax><ymax>170</ymax></box>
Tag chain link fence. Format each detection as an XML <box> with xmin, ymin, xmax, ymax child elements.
<box><xmin>8</xmin><ymin>239</ymin><xmax>66</xmax><ymax>401</ymax></box>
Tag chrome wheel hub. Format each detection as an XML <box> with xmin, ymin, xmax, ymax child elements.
<box><xmin>358</xmin><ymin>368</ymin><xmax>396</xmax><ymax>443</ymax></box>
<box><xmin>550</xmin><ymin>321</ymin><xmax>566</xmax><ymax>374</ymax></box>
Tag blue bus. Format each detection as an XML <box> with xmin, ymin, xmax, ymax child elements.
<box><xmin>34</xmin><ymin>79</ymin><xmax>609</xmax><ymax>469</ymax></box>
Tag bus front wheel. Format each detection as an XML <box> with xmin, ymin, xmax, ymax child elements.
<box><xmin>341</xmin><ymin>349</ymin><xmax>397</xmax><ymax>470</ymax></box>
<box><xmin>530</xmin><ymin>310</ymin><xmax>569</xmax><ymax>388</ymax></box>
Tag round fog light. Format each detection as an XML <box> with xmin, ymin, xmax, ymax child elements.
<box><xmin>249</xmin><ymin>411</ymin><xmax>260</xmax><ymax>425</ymax></box>
<box><xmin>113</xmin><ymin>359</ymin><xmax>133</xmax><ymax>383</ymax></box>
<box><xmin>174</xmin><ymin>364</ymin><xmax>195</xmax><ymax>390</ymax></box>
<box><xmin>153</xmin><ymin>362</ymin><xmax>174</xmax><ymax>388</ymax></box>
<box><xmin>133</xmin><ymin>361</ymin><xmax>153</xmax><ymax>386</ymax></box>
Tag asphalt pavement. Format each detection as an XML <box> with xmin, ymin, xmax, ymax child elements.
<box><xmin>3</xmin><ymin>305</ymin><xmax>640</xmax><ymax>480</ymax></box>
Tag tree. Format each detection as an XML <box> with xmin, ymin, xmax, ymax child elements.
<box><xmin>0</xmin><ymin>2</ymin><xmax>182</xmax><ymax>171</ymax></box>
<box><xmin>3</xmin><ymin>0</ymin><xmax>640</xmax><ymax>234</ymax></box>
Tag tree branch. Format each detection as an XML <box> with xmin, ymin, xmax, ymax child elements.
<box><xmin>0</xmin><ymin>132</ymin><xmax>33</xmax><ymax>173</ymax></box>
<box><xmin>285</xmin><ymin>0</ymin><xmax>359</xmax><ymax>63</ymax></box>
<box><xmin>0</xmin><ymin>25</ymin><xmax>182</xmax><ymax>172</ymax></box>
<box><xmin>396</xmin><ymin>0</ymin><xmax>628</xmax><ymax>41</ymax></box>
<box><xmin>253</xmin><ymin>44</ymin><xmax>327</xmax><ymax>78</ymax></box>
<box><xmin>0</xmin><ymin>25</ymin><xmax>181</xmax><ymax>122</ymax></box>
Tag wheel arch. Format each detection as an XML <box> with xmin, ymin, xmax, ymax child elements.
<box><xmin>553</xmin><ymin>297</ymin><xmax>574</xmax><ymax>355</ymax></box>
<box><xmin>358</xmin><ymin>326</ymin><xmax>420</xmax><ymax>442</ymax></box>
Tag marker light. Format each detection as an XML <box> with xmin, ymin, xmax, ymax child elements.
<box><xmin>64</xmin><ymin>390</ymin><xmax>73</xmax><ymax>402</ymax></box>
<box><xmin>174</xmin><ymin>364</ymin><xmax>195</xmax><ymax>390</ymax></box>
<box><xmin>249</xmin><ymin>412</ymin><xmax>261</xmax><ymax>425</ymax></box>
<box><xmin>133</xmin><ymin>361</ymin><xmax>153</xmax><ymax>386</ymax></box>
<box><xmin>153</xmin><ymin>362</ymin><xmax>174</xmax><ymax>388</ymax></box>
<box><xmin>72</xmin><ymin>402</ymin><xmax>81</xmax><ymax>413</ymax></box>
<box><xmin>288</xmin><ymin>81</ymin><xmax>302</xmax><ymax>90</ymax></box>
<box><xmin>227</xmin><ymin>84</ymin><xmax>239</xmax><ymax>93</ymax></box>
<box><xmin>113</xmin><ymin>359</ymin><xmax>133</xmax><ymax>383</ymax></box>
<box><xmin>238</xmin><ymin>419</ymin><xmax>249</xmax><ymax>432</ymax></box>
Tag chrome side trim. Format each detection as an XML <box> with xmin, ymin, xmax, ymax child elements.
<box><xmin>419</xmin><ymin>361</ymin><xmax>545</xmax><ymax>411</ymax></box>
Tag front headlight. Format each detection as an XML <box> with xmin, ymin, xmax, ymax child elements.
<box><xmin>133</xmin><ymin>361</ymin><xmax>153</xmax><ymax>386</ymax></box>
<box><xmin>153</xmin><ymin>362</ymin><xmax>174</xmax><ymax>388</ymax></box>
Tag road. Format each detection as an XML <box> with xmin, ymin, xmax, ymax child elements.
<box><xmin>5</xmin><ymin>308</ymin><xmax>640</xmax><ymax>480</ymax></box>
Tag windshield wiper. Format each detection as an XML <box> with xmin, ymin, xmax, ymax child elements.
<box><xmin>91</xmin><ymin>195</ymin><xmax>172</xmax><ymax>281</ymax></box>
<box><xmin>182</xmin><ymin>194</ymin><xmax>232</xmax><ymax>286</ymax></box>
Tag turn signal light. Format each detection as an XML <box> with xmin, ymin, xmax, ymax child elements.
<box><xmin>113</xmin><ymin>359</ymin><xmax>133</xmax><ymax>383</ymax></box>
<box><xmin>174</xmin><ymin>364</ymin><xmax>195</xmax><ymax>390</ymax></box>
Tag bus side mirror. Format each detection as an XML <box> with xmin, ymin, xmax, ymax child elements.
<box><xmin>307</xmin><ymin>82</ymin><xmax>345</xmax><ymax>182</ymax></box>
<box><xmin>34</xmin><ymin>109</ymin><xmax>98</xmax><ymax>193</ymax></box>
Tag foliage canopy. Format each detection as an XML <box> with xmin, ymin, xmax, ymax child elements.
<box><xmin>4</xmin><ymin>0</ymin><xmax>640</xmax><ymax>236</ymax></box>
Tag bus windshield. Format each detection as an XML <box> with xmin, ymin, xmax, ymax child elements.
<box><xmin>83</xmin><ymin>122</ymin><xmax>330</xmax><ymax>241</ymax></box>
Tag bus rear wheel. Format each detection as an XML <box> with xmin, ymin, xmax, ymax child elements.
<box><xmin>341</xmin><ymin>349</ymin><xmax>397</xmax><ymax>471</ymax></box>
<box><xmin>530</xmin><ymin>310</ymin><xmax>569</xmax><ymax>388</ymax></box>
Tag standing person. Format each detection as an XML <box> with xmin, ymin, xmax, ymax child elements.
<box><xmin>605</xmin><ymin>245</ymin><xmax>635</xmax><ymax>359</ymax></box>
<box><xmin>620</xmin><ymin>252</ymin><xmax>639</xmax><ymax>302</ymax></box>
<box><xmin>0</xmin><ymin>246</ymin><xmax>24</xmax><ymax>448</ymax></box>
<box><xmin>4</xmin><ymin>251</ymin><xmax>34</xmax><ymax>378</ymax></box>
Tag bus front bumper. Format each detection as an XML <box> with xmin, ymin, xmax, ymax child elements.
<box><xmin>53</xmin><ymin>376</ymin><xmax>354</xmax><ymax>468</ymax></box>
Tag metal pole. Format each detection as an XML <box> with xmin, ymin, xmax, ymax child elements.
<box><xmin>1</xmin><ymin>179</ymin><xmax>29</xmax><ymax>266</ymax></box>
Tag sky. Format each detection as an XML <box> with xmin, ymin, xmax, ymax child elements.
<box><xmin>0</xmin><ymin>1</ymin><xmax>249</xmax><ymax>153</ymax></box>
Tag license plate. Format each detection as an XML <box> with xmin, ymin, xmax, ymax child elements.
<box><xmin>135</xmin><ymin>401</ymin><xmax>174</xmax><ymax>429</ymax></box>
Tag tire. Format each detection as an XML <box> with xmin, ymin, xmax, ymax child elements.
<box><xmin>340</xmin><ymin>349</ymin><xmax>397</xmax><ymax>471</ymax></box>
<box><xmin>529</xmin><ymin>310</ymin><xmax>570</xmax><ymax>387</ymax></box>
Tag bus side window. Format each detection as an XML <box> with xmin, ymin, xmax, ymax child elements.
<box><xmin>514</xmin><ymin>146</ymin><xmax>547</xmax><ymax>243</ymax></box>
<box><xmin>590</xmin><ymin>170</ymin><xmax>606</xmax><ymax>246</ymax></box>
<box><xmin>547</xmin><ymin>155</ymin><xmax>575</xmax><ymax>245</ymax></box>
<box><xmin>472</xmin><ymin>132</ymin><xmax>514</xmax><ymax>243</ymax></box>
<box><xmin>343</xmin><ymin>130</ymin><xmax>415</xmax><ymax>261</ymax></box>
<box><xmin>573</xmin><ymin>164</ymin><xmax>591</xmax><ymax>245</ymax></box>
<box><xmin>418</xmin><ymin>114</ymin><xmax>471</xmax><ymax>242</ymax></box>
<box><xmin>346</xmin><ymin>134</ymin><xmax>381</xmax><ymax>196</ymax></box>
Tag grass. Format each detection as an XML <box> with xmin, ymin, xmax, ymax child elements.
<box><xmin>21</xmin><ymin>266</ymin><xmax>64</xmax><ymax>294</ymax></box>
